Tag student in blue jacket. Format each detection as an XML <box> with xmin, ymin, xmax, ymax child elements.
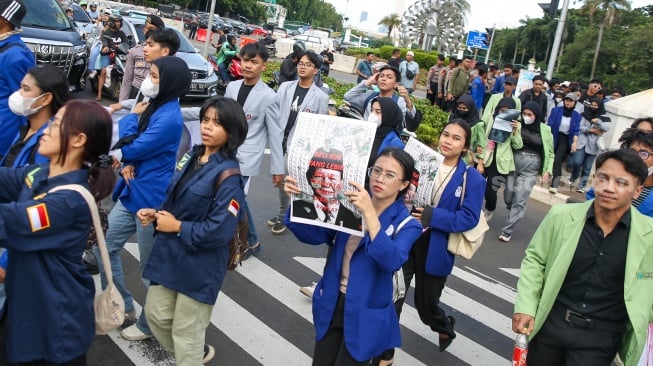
<box><xmin>139</xmin><ymin>97</ymin><xmax>247</xmax><ymax>365</ymax></box>
<box><xmin>285</xmin><ymin>148</ymin><xmax>423</xmax><ymax>365</ymax></box>
<box><xmin>397</xmin><ymin>119</ymin><xmax>486</xmax><ymax>354</ymax></box>
<box><xmin>0</xmin><ymin>99</ymin><xmax>115</xmax><ymax>364</ymax></box>
<box><xmin>99</xmin><ymin>56</ymin><xmax>191</xmax><ymax>342</ymax></box>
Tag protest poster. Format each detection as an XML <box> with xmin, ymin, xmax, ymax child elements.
<box><xmin>403</xmin><ymin>137</ymin><xmax>445</xmax><ymax>210</ymax></box>
<box><xmin>287</xmin><ymin>112</ymin><xmax>377</xmax><ymax>236</ymax></box>
<box><xmin>515</xmin><ymin>69</ymin><xmax>537</xmax><ymax>98</ymax></box>
<box><xmin>488</xmin><ymin>109</ymin><xmax>520</xmax><ymax>144</ymax></box>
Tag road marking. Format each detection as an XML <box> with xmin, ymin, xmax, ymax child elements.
<box><xmin>293</xmin><ymin>256</ymin><xmax>509</xmax><ymax>365</ymax></box>
<box><xmin>499</xmin><ymin>267</ymin><xmax>521</xmax><ymax>278</ymax></box>
<box><xmin>239</xmin><ymin>256</ymin><xmax>426</xmax><ymax>366</ymax></box>
<box><xmin>452</xmin><ymin>266</ymin><xmax>517</xmax><ymax>303</ymax></box>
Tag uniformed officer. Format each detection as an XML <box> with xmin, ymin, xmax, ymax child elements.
<box><xmin>118</xmin><ymin>14</ymin><xmax>165</xmax><ymax>101</ymax></box>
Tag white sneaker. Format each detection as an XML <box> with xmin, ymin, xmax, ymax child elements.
<box><xmin>88</xmin><ymin>70</ymin><xmax>97</xmax><ymax>79</ymax></box>
<box><xmin>549</xmin><ymin>187</ymin><xmax>558</xmax><ymax>194</ymax></box>
<box><xmin>483</xmin><ymin>210</ymin><xmax>494</xmax><ymax>222</ymax></box>
<box><xmin>203</xmin><ymin>344</ymin><xmax>215</xmax><ymax>364</ymax></box>
<box><xmin>300</xmin><ymin>282</ymin><xmax>317</xmax><ymax>298</ymax></box>
<box><xmin>120</xmin><ymin>324</ymin><xmax>153</xmax><ymax>341</ymax></box>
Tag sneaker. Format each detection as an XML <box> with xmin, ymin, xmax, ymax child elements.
<box><xmin>498</xmin><ymin>233</ymin><xmax>511</xmax><ymax>242</ymax></box>
<box><xmin>577</xmin><ymin>188</ymin><xmax>585</xmax><ymax>194</ymax></box>
<box><xmin>203</xmin><ymin>344</ymin><xmax>215</xmax><ymax>364</ymax></box>
<box><xmin>120</xmin><ymin>324</ymin><xmax>153</xmax><ymax>341</ymax></box>
<box><xmin>300</xmin><ymin>282</ymin><xmax>317</xmax><ymax>298</ymax></box>
<box><xmin>267</xmin><ymin>215</ymin><xmax>281</xmax><ymax>226</ymax></box>
<box><xmin>549</xmin><ymin>187</ymin><xmax>558</xmax><ymax>194</ymax></box>
<box><xmin>122</xmin><ymin>311</ymin><xmax>137</xmax><ymax>327</ymax></box>
<box><xmin>483</xmin><ymin>210</ymin><xmax>494</xmax><ymax>222</ymax></box>
<box><xmin>566</xmin><ymin>178</ymin><xmax>575</xmax><ymax>186</ymax></box>
<box><xmin>241</xmin><ymin>242</ymin><xmax>261</xmax><ymax>260</ymax></box>
<box><xmin>88</xmin><ymin>70</ymin><xmax>97</xmax><ymax>79</ymax></box>
<box><xmin>270</xmin><ymin>221</ymin><xmax>286</xmax><ymax>235</ymax></box>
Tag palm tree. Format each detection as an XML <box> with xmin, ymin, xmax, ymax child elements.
<box><xmin>581</xmin><ymin>0</ymin><xmax>631</xmax><ymax>79</ymax></box>
<box><xmin>378</xmin><ymin>13</ymin><xmax>402</xmax><ymax>38</ymax></box>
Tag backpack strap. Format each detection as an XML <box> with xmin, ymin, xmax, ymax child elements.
<box><xmin>0</xmin><ymin>43</ymin><xmax>24</xmax><ymax>54</ymax></box>
<box><xmin>363</xmin><ymin>92</ymin><xmax>400</xmax><ymax>111</ymax></box>
<box><xmin>212</xmin><ymin>167</ymin><xmax>241</xmax><ymax>199</ymax></box>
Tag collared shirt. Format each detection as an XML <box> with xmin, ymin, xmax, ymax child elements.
<box><xmin>556</xmin><ymin>203</ymin><xmax>630</xmax><ymax>324</ymax></box>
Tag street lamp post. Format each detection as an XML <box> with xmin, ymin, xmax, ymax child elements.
<box><xmin>546</xmin><ymin>0</ymin><xmax>571</xmax><ymax>79</ymax></box>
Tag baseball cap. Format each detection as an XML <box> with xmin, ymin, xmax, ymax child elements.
<box><xmin>406</xmin><ymin>51</ymin><xmax>414</xmax><ymax>57</ymax></box>
<box><xmin>564</xmin><ymin>92</ymin><xmax>578</xmax><ymax>101</ymax></box>
<box><xmin>560</xmin><ymin>81</ymin><xmax>571</xmax><ymax>87</ymax></box>
<box><xmin>0</xmin><ymin>0</ymin><xmax>26</xmax><ymax>28</ymax></box>
<box><xmin>505</xmin><ymin>76</ymin><xmax>517</xmax><ymax>85</ymax></box>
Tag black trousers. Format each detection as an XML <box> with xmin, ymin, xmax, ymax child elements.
<box><xmin>12</xmin><ymin>356</ymin><xmax>86</xmax><ymax>366</ymax></box>
<box><xmin>313</xmin><ymin>292</ymin><xmax>369</xmax><ymax>366</ymax></box>
<box><xmin>427</xmin><ymin>82</ymin><xmax>441</xmax><ymax>107</ymax></box>
<box><xmin>484</xmin><ymin>157</ymin><xmax>508</xmax><ymax>212</ymax></box>
<box><xmin>527</xmin><ymin>305</ymin><xmax>623</xmax><ymax>366</ymax></box>
<box><xmin>551</xmin><ymin>132</ymin><xmax>571</xmax><ymax>189</ymax></box>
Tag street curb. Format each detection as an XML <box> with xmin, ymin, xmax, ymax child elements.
<box><xmin>530</xmin><ymin>185</ymin><xmax>570</xmax><ymax>206</ymax></box>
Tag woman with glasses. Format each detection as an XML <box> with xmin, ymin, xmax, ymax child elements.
<box><xmin>284</xmin><ymin>148</ymin><xmax>422</xmax><ymax>366</ymax></box>
<box><xmin>398</xmin><ymin>119</ymin><xmax>485</xmax><ymax>353</ymax></box>
<box><xmin>0</xmin><ymin>100</ymin><xmax>114</xmax><ymax>365</ymax></box>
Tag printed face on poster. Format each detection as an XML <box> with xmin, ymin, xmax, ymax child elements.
<box><xmin>402</xmin><ymin>137</ymin><xmax>444</xmax><ymax>211</ymax></box>
<box><xmin>287</xmin><ymin>112</ymin><xmax>377</xmax><ymax>236</ymax></box>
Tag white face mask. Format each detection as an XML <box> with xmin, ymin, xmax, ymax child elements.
<box><xmin>367</xmin><ymin>113</ymin><xmax>382</xmax><ymax>127</ymax></box>
<box><xmin>140</xmin><ymin>77</ymin><xmax>159</xmax><ymax>98</ymax></box>
<box><xmin>523</xmin><ymin>116</ymin><xmax>535</xmax><ymax>125</ymax></box>
<box><xmin>555</xmin><ymin>97</ymin><xmax>562</xmax><ymax>103</ymax></box>
<box><xmin>8</xmin><ymin>91</ymin><xmax>45</xmax><ymax>117</ymax></box>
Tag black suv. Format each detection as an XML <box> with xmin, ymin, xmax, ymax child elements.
<box><xmin>20</xmin><ymin>0</ymin><xmax>88</xmax><ymax>92</ymax></box>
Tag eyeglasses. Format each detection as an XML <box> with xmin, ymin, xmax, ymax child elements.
<box><xmin>367</xmin><ymin>167</ymin><xmax>400</xmax><ymax>183</ymax></box>
<box><xmin>633</xmin><ymin>149</ymin><xmax>652</xmax><ymax>160</ymax></box>
<box><xmin>297</xmin><ymin>62</ymin><xmax>314</xmax><ymax>69</ymax></box>
<box><xmin>47</xmin><ymin>120</ymin><xmax>61</xmax><ymax>130</ymax></box>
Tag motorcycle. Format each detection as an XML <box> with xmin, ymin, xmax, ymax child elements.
<box><xmin>257</xmin><ymin>36</ymin><xmax>276</xmax><ymax>59</ymax></box>
<box><xmin>89</xmin><ymin>39</ymin><xmax>129</xmax><ymax>100</ymax></box>
<box><xmin>228</xmin><ymin>55</ymin><xmax>243</xmax><ymax>81</ymax></box>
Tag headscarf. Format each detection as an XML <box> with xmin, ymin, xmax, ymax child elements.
<box><xmin>113</xmin><ymin>57</ymin><xmax>191</xmax><ymax>150</ymax></box>
<box><xmin>368</xmin><ymin>97</ymin><xmax>404</xmax><ymax>167</ymax></box>
<box><xmin>521</xmin><ymin>101</ymin><xmax>542</xmax><ymax>133</ymax></box>
<box><xmin>493</xmin><ymin>97</ymin><xmax>517</xmax><ymax>119</ymax></box>
<box><xmin>581</xmin><ymin>96</ymin><xmax>606</xmax><ymax>121</ymax></box>
<box><xmin>449</xmin><ymin>94</ymin><xmax>481</xmax><ymax>126</ymax></box>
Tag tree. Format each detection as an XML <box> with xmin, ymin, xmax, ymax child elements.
<box><xmin>581</xmin><ymin>0</ymin><xmax>631</xmax><ymax>79</ymax></box>
<box><xmin>378</xmin><ymin>13</ymin><xmax>402</xmax><ymax>38</ymax></box>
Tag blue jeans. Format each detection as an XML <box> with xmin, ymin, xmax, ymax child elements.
<box><xmin>570</xmin><ymin>148</ymin><xmax>596</xmax><ymax>189</ymax></box>
<box><xmin>94</xmin><ymin>200</ymin><xmax>153</xmax><ymax>334</ymax></box>
<box><xmin>241</xmin><ymin>176</ymin><xmax>259</xmax><ymax>246</ymax></box>
<box><xmin>218</xmin><ymin>62</ymin><xmax>230</xmax><ymax>83</ymax></box>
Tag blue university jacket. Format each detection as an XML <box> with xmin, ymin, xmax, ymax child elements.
<box><xmin>421</xmin><ymin>160</ymin><xmax>486</xmax><ymax>276</ymax></box>
<box><xmin>286</xmin><ymin>199</ymin><xmax>422</xmax><ymax>361</ymax></box>
<box><xmin>113</xmin><ymin>99</ymin><xmax>183</xmax><ymax>212</ymax></box>
<box><xmin>143</xmin><ymin>147</ymin><xmax>245</xmax><ymax>304</ymax></box>
<box><xmin>0</xmin><ymin>165</ymin><xmax>94</xmax><ymax>363</ymax></box>
<box><xmin>0</xmin><ymin>122</ymin><xmax>49</xmax><ymax>168</ymax></box>
<box><xmin>547</xmin><ymin>107</ymin><xmax>581</xmax><ymax>149</ymax></box>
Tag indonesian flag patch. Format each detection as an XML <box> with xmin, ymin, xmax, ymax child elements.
<box><xmin>227</xmin><ymin>199</ymin><xmax>240</xmax><ymax>217</ymax></box>
<box><xmin>26</xmin><ymin>203</ymin><xmax>51</xmax><ymax>232</ymax></box>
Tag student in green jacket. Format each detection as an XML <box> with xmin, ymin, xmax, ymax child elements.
<box><xmin>513</xmin><ymin>149</ymin><xmax>653</xmax><ymax>366</ymax></box>
<box><xmin>498</xmin><ymin>101</ymin><xmax>553</xmax><ymax>242</ymax></box>
<box><xmin>216</xmin><ymin>34</ymin><xmax>239</xmax><ymax>84</ymax></box>
<box><xmin>482</xmin><ymin>97</ymin><xmax>522</xmax><ymax>221</ymax></box>
<box><xmin>448</xmin><ymin>95</ymin><xmax>487</xmax><ymax>170</ymax></box>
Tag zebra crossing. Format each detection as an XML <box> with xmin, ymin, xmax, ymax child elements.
<box><xmin>88</xmin><ymin>239</ymin><xmax>521</xmax><ymax>366</ymax></box>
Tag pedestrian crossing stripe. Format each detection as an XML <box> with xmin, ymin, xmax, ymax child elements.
<box><xmin>101</xmin><ymin>243</ymin><xmax>516</xmax><ymax>366</ymax></box>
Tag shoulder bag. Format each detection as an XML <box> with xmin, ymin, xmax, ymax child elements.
<box><xmin>392</xmin><ymin>215</ymin><xmax>416</xmax><ymax>302</ymax></box>
<box><xmin>446</xmin><ymin>169</ymin><xmax>489</xmax><ymax>259</ymax></box>
<box><xmin>49</xmin><ymin>184</ymin><xmax>125</xmax><ymax>335</ymax></box>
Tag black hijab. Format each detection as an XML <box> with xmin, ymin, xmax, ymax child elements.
<box><xmin>581</xmin><ymin>96</ymin><xmax>606</xmax><ymax>120</ymax></box>
<box><xmin>113</xmin><ymin>56</ymin><xmax>191</xmax><ymax>150</ymax></box>
<box><xmin>368</xmin><ymin>97</ymin><xmax>404</xmax><ymax>167</ymax></box>
<box><xmin>493</xmin><ymin>97</ymin><xmax>517</xmax><ymax>119</ymax></box>
<box><xmin>521</xmin><ymin>101</ymin><xmax>542</xmax><ymax>134</ymax></box>
<box><xmin>450</xmin><ymin>94</ymin><xmax>481</xmax><ymax>126</ymax></box>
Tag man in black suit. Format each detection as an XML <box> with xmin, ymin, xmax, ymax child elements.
<box><xmin>292</xmin><ymin>148</ymin><xmax>361</xmax><ymax>231</ymax></box>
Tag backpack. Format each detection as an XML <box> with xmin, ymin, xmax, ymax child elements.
<box><xmin>212</xmin><ymin>167</ymin><xmax>249</xmax><ymax>270</ymax></box>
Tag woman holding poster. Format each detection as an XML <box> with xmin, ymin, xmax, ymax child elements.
<box><xmin>284</xmin><ymin>148</ymin><xmax>422</xmax><ymax>365</ymax></box>
<box><xmin>395</xmin><ymin>120</ymin><xmax>486</xmax><ymax>355</ymax></box>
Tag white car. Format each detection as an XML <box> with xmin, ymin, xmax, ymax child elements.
<box><xmin>293</xmin><ymin>34</ymin><xmax>332</xmax><ymax>53</ymax></box>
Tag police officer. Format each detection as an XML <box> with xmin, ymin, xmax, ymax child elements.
<box><xmin>118</xmin><ymin>14</ymin><xmax>165</xmax><ymax>101</ymax></box>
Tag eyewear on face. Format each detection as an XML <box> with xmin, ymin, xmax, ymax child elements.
<box><xmin>297</xmin><ymin>62</ymin><xmax>314</xmax><ymax>69</ymax></box>
<box><xmin>367</xmin><ymin>167</ymin><xmax>399</xmax><ymax>182</ymax></box>
<box><xmin>47</xmin><ymin>121</ymin><xmax>61</xmax><ymax>130</ymax></box>
<box><xmin>634</xmin><ymin>149</ymin><xmax>652</xmax><ymax>160</ymax></box>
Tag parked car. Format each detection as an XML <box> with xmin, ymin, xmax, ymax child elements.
<box><xmin>272</xmin><ymin>27</ymin><xmax>289</xmax><ymax>39</ymax></box>
<box><xmin>293</xmin><ymin>34</ymin><xmax>332</xmax><ymax>53</ymax></box>
<box><xmin>67</xmin><ymin>2</ymin><xmax>94</xmax><ymax>40</ymax></box>
<box><xmin>21</xmin><ymin>0</ymin><xmax>88</xmax><ymax>92</ymax></box>
<box><xmin>250</xmin><ymin>25</ymin><xmax>268</xmax><ymax>37</ymax></box>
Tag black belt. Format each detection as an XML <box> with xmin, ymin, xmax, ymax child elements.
<box><xmin>563</xmin><ymin>309</ymin><xmax>624</xmax><ymax>332</ymax></box>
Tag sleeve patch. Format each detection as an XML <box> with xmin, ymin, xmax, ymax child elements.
<box><xmin>26</xmin><ymin>203</ymin><xmax>51</xmax><ymax>232</ymax></box>
<box><xmin>227</xmin><ymin>199</ymin><xmax>240</xmax><ymax>217</ymax></box>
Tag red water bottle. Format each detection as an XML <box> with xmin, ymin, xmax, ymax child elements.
<box><xmin>512</xmin><ymin>333</ymin><xmax>528</xmax><ymax>366</ymax></box>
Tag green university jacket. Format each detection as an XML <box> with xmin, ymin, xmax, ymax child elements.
<box><xmin>537</xmin><ymin>123</ymin><xmax>554</xmax><ymax>175</ymax></box>
<box><xmin>515</xmin><ymin>201</ymin><xmax>653</xmax><ymax>366</ymax></box>
<box><xmin>483</xmin><ymin>115</ymin><xmax>523</xmax><ymax>174</ymax></box>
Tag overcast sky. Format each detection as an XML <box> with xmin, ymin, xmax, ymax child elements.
<box><xmin>324</xmin><ymin>0</ymin><xmax>650</xmax><ymax>33</ymax></box>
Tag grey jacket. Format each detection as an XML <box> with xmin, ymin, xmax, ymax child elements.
<box><xmin>577</xmin><ymin>116</ymin><xmax>610</xmax><ymax>155</ymax></box>
<box><xmin>225</xmin><ymin>79</ymin><xmax>283</xmax><ymax>176</ymax></box>
<box><xmin>343</xmin><ymin>81</ymin><xmax>417</xmax><ymax>121</ymax></box>
<box><xmin>272</xmin><ymin>80</ymin><xmax>329</xmax><ymax>168</ymax></box>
